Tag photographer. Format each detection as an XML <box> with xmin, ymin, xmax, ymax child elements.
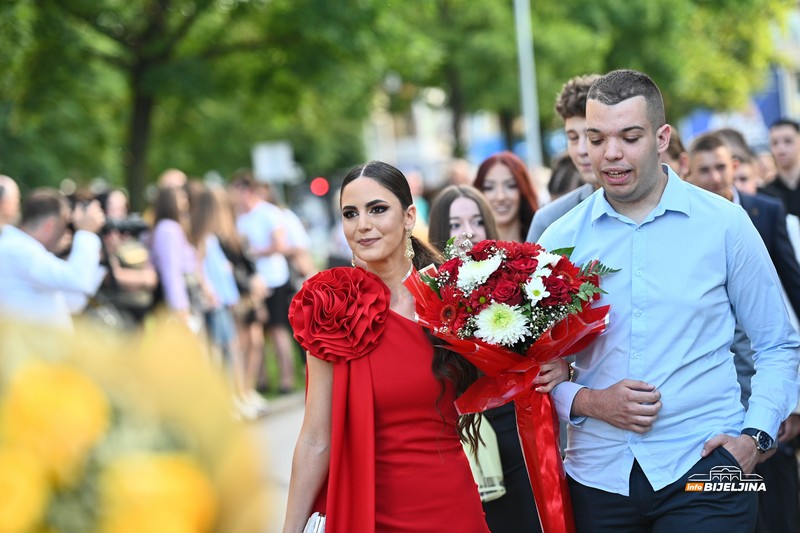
<box><xmin>0</xmin><ymin>188</ymin><xmax>105</xmax><ymax>330</ymax></box>
<box><xmin>93</xmin><ymin>189</ymin><xmax>158</xmax><ymax>327</ymax></box>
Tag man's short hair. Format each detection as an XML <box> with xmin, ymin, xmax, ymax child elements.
<box><xmin>21</xmin><ymin>189</ymin><xmax>68</xmax><ymax>227</ymax></box>
<box><xmin>689</xmin><ymin>132</ymin><xmax>729</xmax><ymax>155</ymax></box>
<box><xmin>587</xmin><ymin>69</ymin><xmax>666</xmax><ymax>129</ymax></box>
<box><xmin>770</xmin><ymin>118</ymin><xmax>800</xmax><ymax>133</ymax></box>
<box><xmin>555</xmin><ymin>74</ymin><xmax>601</xmax><ymax>121</ymax></box>
<box><xmin>230</xmin><ymin>168</ymin><xmax>257</xmax><ymax>190</ymax></box>
<box><xmin>666</xmin><ymin>129</ymin><xmax>687</xmax><ymax>161</ymax></box>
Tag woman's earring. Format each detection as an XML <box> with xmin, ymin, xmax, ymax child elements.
<box><xmin>351</xmin><ymin>253</ymin><xmax>357</xmax><ymax>267</ymax></box>
<box><xmin>404</xmin><ymin>229</ymin><xmax>415</xmax><ymax>260</ymax></box>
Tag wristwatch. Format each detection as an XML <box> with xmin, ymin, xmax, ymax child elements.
<box><xmin>741</xmin><ymin>428</ymin><xmax>774</xmax><ymax>453</ymax></box>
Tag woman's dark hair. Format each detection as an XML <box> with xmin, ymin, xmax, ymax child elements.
<box><xmin>340</xmin><ymin>160</ymin><xmax>481</xmax><ymax>448</ymax></box>
<box><xmin>473</xmin><ymin>151</ymin><xmax>539</xmax><ymax>241</ymax></box>
<box><xmin>428</xmin><ymin>185</ymin><xmax>499</xmax><ymax>252</ymax></box>
<box><xmin>153</xmin><ymin>186</ymin><xmax>183</xmax><ymax>226</ymax></box>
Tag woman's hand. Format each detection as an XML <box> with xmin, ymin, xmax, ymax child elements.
<box><xmin>534</xmin><ymin>359</ymin><xmax>570</xmax><ymax>393</ymax></box>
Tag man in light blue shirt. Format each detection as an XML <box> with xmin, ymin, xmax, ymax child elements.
<box><xmin>539</xmin><ymin>69</ymin><xmax>800</xmax><ymax>531</ymax></box>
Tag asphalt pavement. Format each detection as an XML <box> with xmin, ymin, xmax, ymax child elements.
<box><xmin>251</xmin><ymin>391</ymin><xmax>305</xmax><ymax>533</ymax></box>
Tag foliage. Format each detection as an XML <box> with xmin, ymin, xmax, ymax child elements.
<box><xmin>0</xmin><ymin>0</ymin><xmax>793</xmax><ymax>199</ymax></box>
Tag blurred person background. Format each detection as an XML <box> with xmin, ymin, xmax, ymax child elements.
<box><xmin>473</xmin><ymin>151</ymin><xmax>540</xmax><ymax>242</ymax></box>
<box><xmin>0</xmin><ymin>188</ymin><xmax>105</xmax><ymax>330</ymax></box>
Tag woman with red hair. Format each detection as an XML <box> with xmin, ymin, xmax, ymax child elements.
<box><xmin>473</xmin><ymin>152</ymin><xmax>540</xmax><ymax>242</ymax></box>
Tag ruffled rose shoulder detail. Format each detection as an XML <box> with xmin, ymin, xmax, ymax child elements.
<box><xmin>288</xmin><ymin>267</ymin><xmax>390</xmax><ymax>363</ymax></box>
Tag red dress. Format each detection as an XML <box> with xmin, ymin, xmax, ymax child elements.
<box><xmin>289</xmin><ymin>267</ymin><xmax>489</xmax><ymax>533</ymax></box>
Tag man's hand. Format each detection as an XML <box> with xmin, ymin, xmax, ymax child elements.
<box><xmin>571</xmin><ymin>379</ymin><xmax>661</xmax><ymax>433</ymax></box>
<box><xmin>778</xmin><ymin>414</ymin><xmax>800</xmax><ymax>444</ymax></box>
<box><xmin>701</xmin><ymin>434</ymin><xmax>762</xmax><ymax>474</ymax></box>
<box><xmin>72</xmin><ymin>200</ymin><xmax>105</xmax><ymax>234</ymax></box>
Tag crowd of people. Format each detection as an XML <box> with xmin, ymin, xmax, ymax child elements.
<box><xmin>2</xmin><ymin>67</ymin><xmax>800</xmax><ymax>533</ymax></box>
<box><xmin>0</xmin><ymin>167</ymin><xmax>322</xmax><ymax>421</ymax></box>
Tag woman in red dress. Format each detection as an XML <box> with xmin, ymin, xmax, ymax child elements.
<box><xmin>283</xmin><ymin>161</ymin><xmax>491</xmax><ymax>533</ymax></box>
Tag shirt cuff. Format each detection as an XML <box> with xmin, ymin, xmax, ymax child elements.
<box><xmin>743</xmin><ymin>404</ymin><xmax>783</xmax><ymax>442</ymax></box>
<box><xmin>553</xmin><ymin>380</ymin><xmax>588</xmax><ymax>427</ymax></box>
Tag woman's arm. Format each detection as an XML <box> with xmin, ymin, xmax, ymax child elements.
<box><xmin>283</xmin><ymin>355</ymin><xmax>334</xmax><ymax>533</ymax></box>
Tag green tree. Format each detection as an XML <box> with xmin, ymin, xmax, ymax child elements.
<box><xmin>0</xmin><ymin>0</ymin><xmax>393</xmax><ymax>208</ymax></box>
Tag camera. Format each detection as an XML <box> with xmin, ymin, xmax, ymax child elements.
<box><xmin>102</xmin><ymin>214</ymin><xmax>149</xmax><ymax>235</ymax></box>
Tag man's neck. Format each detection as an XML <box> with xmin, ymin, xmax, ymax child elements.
<box><xmin>777</xmin><ymin>162</ymin><xmax>800</xmax><ymax>190</ymax></box>
<box><xmin>607</xmin><ymin>171</ymin><xmax>668</xmax><ymax>225</ymax></box>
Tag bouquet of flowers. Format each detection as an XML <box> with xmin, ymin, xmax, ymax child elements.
<box><xmin>404</xmin><ymin>239</ymin><xmax>616</xmax><ymax>533</ymax></box>
<box><xmin>0</xmin><ymin>319</ymin><xmax>270</xmax><ymax>533</ymax></box>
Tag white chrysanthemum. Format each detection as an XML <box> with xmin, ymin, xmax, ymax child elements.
<box><xmin>457</xmin><ymin>254</ymin><xmax>503</xmax><ymax>292</ymax></box>
<box><xmin>536</xmin><ymin>251</ymin><xmax>562</xmax><ymax>270</ymax></box>
<box><xmin>524</xmin><ymin>276</ymin><xmax>550</xmax><ymax>304</ymax></box>
<box><xmin>473</xmin><ymin>302</ymin><xmax>530</xmax><ymax>347</ymax></box>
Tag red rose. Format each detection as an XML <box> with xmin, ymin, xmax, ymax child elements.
<box><xmin>289</xmin><ymin>267</ymin><xmax>390</xmax><ymax>362</ymax></box>
<box><xmin>506</xmin><ymin>256</ymin><xmax>538</xmax><ymax>276</ymax></box>
<box><xmin>439</xmin><ymin>257</ymin><xmax>462</xmax><ymax>284</ymax></box>
<box><xmin>541</xmin><ymin>276</ymin><xmax>572</xmax><ymax>306</ymax></box>
<box><xmin>493</xmin><ymin>279</ymin><xmax>523</xmax><ymax>306</ymax></box>
<box><xmin>467</xmin><ymin>240</ymin><xmax>495</xmax><ymax>261</ymax></box>
<box><xmin>496</xmin><ymin>240</ymin><xmax>522</xmax><ymax>259</ymax></box>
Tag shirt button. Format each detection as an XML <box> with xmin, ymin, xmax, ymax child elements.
<box><xmin>635</xmin><ymin>310</ymin><xmax>642</xmax><ymax>317</ymax></box>
<box><xmin>633</xmin><ymin>353</ymin><xmax>640</xmax><ymax>359</ymax></box>
<box><xmin>636</xmin><ymin>270</ymin><xmax>642</xmax><ymax>276</ymax></box>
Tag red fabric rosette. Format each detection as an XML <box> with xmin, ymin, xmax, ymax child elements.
<box><xmin>289</xmin><ymin>266</ymin><xmax>390</xmax><ymax>361</ymax></box>
<box><xmin>289</xmin><ymin>267</ymin><xmax>391</xmax><ymax>533</ymax></box>
<box><xmin>404</xmin><ymin>268</ymin><xmax>610</xmax><ymax>533</ymax></box>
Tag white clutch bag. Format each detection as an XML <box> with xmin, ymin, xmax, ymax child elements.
<box><xmin>303</xmin><ymin>512</ymin><xmax>326</xmax><ymax>533</ymax></box>
<box><xmin>463</xmin><ymin>416</ymin><xmax>507</xmax><ymax>503</ymax></box>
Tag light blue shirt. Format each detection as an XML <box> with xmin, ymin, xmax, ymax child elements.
<box><xmin>236</xmin><ymin>201</ymin><xmax>290</xmax><ymax>289</ymax></box>
<box><xmin>538</xmin><ymin>166</ymin><xmax>800</xmax><ymax>496</ymax></box>
<box><xmin>202</xmin><ymin>234</ymin><xmax>240</xmax><ymax>307</ymax></box>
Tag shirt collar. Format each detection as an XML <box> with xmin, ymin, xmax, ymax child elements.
<box><xmin>590</xmin><ymin>164</ymin><xmax>690</xmax><ymax>224</ymax></box>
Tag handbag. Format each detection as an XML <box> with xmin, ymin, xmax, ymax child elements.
<box><xmin>463</xmin><ymin>416</ymin><xmax>507</xmax><ymax>503</ymax></box>
<box><xmin>303</xmin><ymin>512</ymin><xmax>325</xmax><ymax>533</ymax></box>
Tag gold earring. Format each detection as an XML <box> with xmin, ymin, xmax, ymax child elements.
<box><xmin>351</xmin><ymin>253</ymin><xmax>357</xmax><ymax>268</ymax></box>
<box><xmin>404</xmin><ymin>229</ymin><xmax>415</xmax><ymax>260</ymax></box>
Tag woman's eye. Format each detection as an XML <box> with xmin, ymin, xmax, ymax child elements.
<box><xmin>370</xmin><ymin>205</ymin><xmax>387</xmax><ymax>214</ymax></box>
<box><xmin>449</xmin><ymin>222</ymin><xmax>462</xmax><ymax>231</ymax></box>
<box><xmin>342</xmin><ymin>210</ymin><xmax>357</xmax><ymax>219</ymax></box>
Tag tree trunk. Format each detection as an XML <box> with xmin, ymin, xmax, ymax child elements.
<box><xmin>125</xmin><ymin>64</ymin><xmax>154</xmax><ymax>213</ymax></box>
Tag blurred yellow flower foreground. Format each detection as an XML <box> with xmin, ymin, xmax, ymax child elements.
<box><xmin>0</xmin><ymin>318</ymin><xmax>271</xmax><ymax>533</ymax></box>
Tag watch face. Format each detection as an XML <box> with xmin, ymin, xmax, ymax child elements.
<box><xmin>757</xmin><ymin>431</ymin><xmax>774</xmax><ymax>450</ymax></box>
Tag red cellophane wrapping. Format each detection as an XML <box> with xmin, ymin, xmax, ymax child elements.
<box><xmin>404</xmin><ymin>268</ymin><xmax>610</xmax><ymax>533</ymax></box>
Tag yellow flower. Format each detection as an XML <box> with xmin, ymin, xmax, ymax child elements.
<box><xmin>98</xmin><ymin>453</ymin><xmax>217</xmax><ymax>533</ymax></box>
<box><xmin>0</xmin><ymin>448</ymin><xmax>49</xmax><ymax>533</ymax></box>
<box><xmin>0</xmin><ymin>362</ymin><xmax>109</xmax><ymax>486</ymax></box>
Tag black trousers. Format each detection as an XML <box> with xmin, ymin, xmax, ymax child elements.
<box><xmin>568</xmin><ymin>447</ymin><xmax>757</xmax><ymax>533</ymax></box>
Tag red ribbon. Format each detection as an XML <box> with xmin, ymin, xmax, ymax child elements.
<box><xmin>404</xmin><ymin>268</ymin><xmax>610</xmax><ymax>533</ymax></box>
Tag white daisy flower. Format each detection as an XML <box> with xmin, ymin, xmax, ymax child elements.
<box><xmin>473</xmin><ymin>302</ymin><xmax>530</xmax><ymax>347</ymax></box>
<box><xmin>457</xmin><ymin>253</ymin><xmax>503</xmax><ymax>292</ymax></box>
<box><xmin>524</xmin><ymin>276</ymin><xmax>550</xmax><ymax>304</ymax></box>
<box><xmin>536</xmin><ymin>251</ymin><xmax>562</xmax><ymax>270</ymax></box>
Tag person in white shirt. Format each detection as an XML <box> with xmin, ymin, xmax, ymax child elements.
<box><xmin>0</xmin><ymin>175</ymin><xmax>20</xmax><ymax>227</ymax></box>
<box><xmin>0</xmin><ymin>188</ymin><xmax>105</xmax><ymax>329</ymax></box>
<box><xmin>231</xmin><ymin>172</ymin><xmax>296</xmax><ymax>394</ymax></box>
